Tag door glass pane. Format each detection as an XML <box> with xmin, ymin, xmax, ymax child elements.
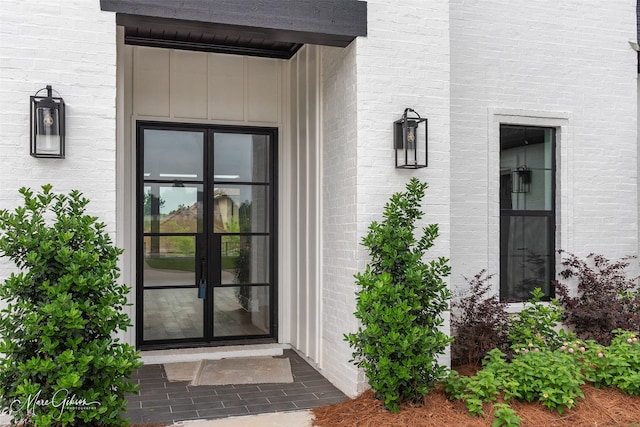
<box><xmin>220</xmin><ymin>236</ymin><xmax>269</xmax><ymax>285</ymax></box>
<box><xmin>144</xmin><ymin>184</ymin><xmax>202</xmax><ymax>233</ymax></box>
<box><xmin>213</xmin><ymin>286</ymin><xmax>270</xmax><ymax>337</ymax></box>
<box><xmin>144</xmin><ymin>129</ymin><xmax>204</xmax><ymax>181</ymax></box>
<box><xmin>500</xmin><ymin>216</ymin><xmax>553</xmax><ymax>301</ymax></box>
<box><xmin>144</xmin><ymin>236</ymin><xmax>196</xmax><ymax>287</ymax></box>
<box><xmin>213</xmin><ymin>185</ymin><xmax>269</xmax><ymax>233</ymax></box>
<box><xmin>143</xmin><ymin>288</ymin><xmax>203</xmax><ymax>340</ymax></box>
<box><xmin>214</xmin><ymin>133</ymin><xmax>270</xmax><ymax>182</ymax></box>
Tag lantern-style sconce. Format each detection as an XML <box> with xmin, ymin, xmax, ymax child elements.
<box><xmin>30</xmin><ymin>85</ymin><xmax>65</xmax><ymax>158</ymax></box>
<box><xmin>394</xmin><ymin>108</ymin><xmax>427</xmax><ymax>169</ymax></box>
<box><xmin>511</xmin><ymin>166</ymin><xmax>531</xmax><ymax>193</ymax></box>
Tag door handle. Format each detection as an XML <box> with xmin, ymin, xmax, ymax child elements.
<box><xmin>198</xmin><ymin>277</ymin><xmax>207</xmax><ymax>299</ymax></box>
<box><xmin>198</xmin><ymin>258</ymin><xmax>207</xmax><ymax>299</ymax></box>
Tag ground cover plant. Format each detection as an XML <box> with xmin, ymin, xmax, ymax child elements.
<box><xmin>322</xmin><ymin>274</ymin><xmax>640</xmax><ymax>426</ymax></box>
<box><xmin>444</xmin><ymin>330</ymin><xmax>640</xmax><ymax>426</ymax></box>
<box><xmin>312</xmin><ymin>382</ymin><xmax>640</xmax><ymax>426</ymax></box>
<box><xmin>445</xmin><ymin>283</ymin><xmax>640</xmax><ymax>426</ymax></box>
<box><xmin>345</xmin><ymin>178</ymin><xmax>451</xmax><ymax>412</ymax></box>
<box><xmin>0</xmin><ymin>185</ymin><xmax>142</xmax><ymax>426</ymax></box>
<box><xmin>316</xmin><ymin>328</ymin><xmax>640</xmax><ymax>427</ymax></box>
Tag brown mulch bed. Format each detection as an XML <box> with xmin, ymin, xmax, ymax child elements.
<box><xmin>312</xmin><ymin>382</ymin><xmax>640</xmax><ymax>427</ymax></box>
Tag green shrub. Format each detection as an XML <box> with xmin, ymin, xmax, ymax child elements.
<box><xmin>0</xmin><ymin>185</ymin><xmax>142</xmax><ymax>426</ymax></box>
<box><xmin>446</xmin><ymin>331</ymin><xmax>640</xmax><ymax>423</ymax></box>
<box><xmin>445</xmin><ymin>345</ymin><xmax>584</xmax><ymax>423</ymax></box>
<box><xmin>581</xmin><ymin>330</ymin><xmax>640</xmax><ymax>394</ymax></box>
<box><xmin>345</xmin><ymin>178</ymin><xmax>451</xmax><ymax>412</ymax></box>
<box><xmin>508</xmin><ymin>288</ymin><xmax>570</xmax><ymax>351</ymax></box>
<box><xmin>492</xmin><ymin>403</ymin><xmax>521</xmax><ymax>427</ymax></box>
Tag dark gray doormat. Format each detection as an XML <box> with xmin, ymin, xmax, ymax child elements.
<box><xmin>163</xmin><ymin>361</ymin><xmax>200</xmax><ymax>382</ymax></box>
<box><xmin>163</xmin><ymin>356</ymin><xmax>294</xmax><ymax>386</ymax></box>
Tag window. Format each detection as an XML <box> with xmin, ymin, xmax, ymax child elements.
<box><xmin>500</xmin><ymin>125</ymin><xmax>555</xmax><ymax>302</ymax></box>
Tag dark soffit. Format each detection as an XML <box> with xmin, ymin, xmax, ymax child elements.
<box><xmin>100</xmin><ymin>0</ymin><xmax>368</xmax><ymax>59</ymax></box>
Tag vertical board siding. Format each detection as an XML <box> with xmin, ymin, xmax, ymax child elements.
<box><xmin>297</xmin><ymin>47</ymin><xmax>309</xmax><ymax>353</ymax></box>
<box><xmin>134</xmin><ymin>47</ymin><xmax>170</xmax><ymax>117</ymax></box>
<box><xmin>289</xmin><ymin>45</ymin><xmax>321</xmax><ymax>362</ymax></box>
<box><xmin>288</xmin><ymin>55</ymin><xmax>300</xmax><ymax>348</ymax></box>
<box><xmin>171</xmin><ymin>50</ymin><xmax>208</xmax><ymax>119</ymax></box>
<box><xmin>247</xmin><ymin>57</ymin><xmax>280</xmax><ymax>123</ymax></box>
<box><xmin>208</xmin><ymin>54</ymin><xmax>245</xmax><ymax>121</ymax></box>
<box><xmin>132</xmin><ymin>46</ymin><xmax>280</xmax><ymax>125</ymax></box>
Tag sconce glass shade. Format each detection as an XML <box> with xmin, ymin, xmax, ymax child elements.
<box><xmin>511</xmin><ymin>166</ymin><xmax>531</xmax><ymax>193</ymax></box>
<box><xmin>30</xmin><ymin>85</ymin><xmax>65</xmax><ymax>158</ymax></box>
<box><xmin>394</xmin><ymin>108</ymin><xmax>427</xmax><ymax>169</ymax></box>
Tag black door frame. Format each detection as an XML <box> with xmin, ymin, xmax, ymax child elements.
<box><xmin>135</xmin><ymin>121</ymin><xmax>278</xmax><ymax>349</ymax></box>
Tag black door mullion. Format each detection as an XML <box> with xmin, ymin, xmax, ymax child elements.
<box><xmin>203</xmin><ymin>129</ymin><xmax>214</xmax><ymax>341</ymax></box>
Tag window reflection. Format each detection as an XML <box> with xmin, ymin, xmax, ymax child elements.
<box><xmin>144</xmin><ymin>185</ymin><xmax>202</xmax><ymax>233</ymax></box>
<box><xmin>213</xmin><ymin>286</ymin><xmax>270</xmax><ymax>337</ymax></box>
<box><xmin>499</xmin><ymin>126</ymin><xmax>553</xmax><ymax>211</ymax></box>
<box><xmin>499</xmin><ymin>125</ymin><xmax>555</xmax><ymax>302</ymax></box>
<box><xmin>144</xmin><ymin>129</ymin><xmax>204</xmax><ymax>180</ymax></box>
<box><xmin>213</xmin><ymin>186</ymin><xmax>268</xmax><ymax>233</ymax></box>
<box><xmin>220</xmin><ymin>236</ymin><xmax>269</xmax><ymax>285</ymax></box>
<box><xmin>214</xmin><ymin>133</ymin><xmax>269</xmax><ymax>182</ymax></box>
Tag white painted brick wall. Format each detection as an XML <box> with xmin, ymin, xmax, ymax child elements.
<box><xmin>0</xmin><ymin>1</ymin><xmax>117</xmax><ymax>226</ymax></box>
<box><xmin>321</xmin><ymin>43</ymin><xmax>362</xmax><ymax>397</ymax></box>
<box><xmin>0</xmin><ymin>1</ymin><xmax>116</xmax><ymax>304</ymax></box>
<box><xmin>450</xmin><ymin>1</ymin><xmax>639</xmax><ymax>294</ymax></box>
<box><xmin>322</xmin><ymin>0</ymin><xmax>452</xmax><ymax>397</ymax></box>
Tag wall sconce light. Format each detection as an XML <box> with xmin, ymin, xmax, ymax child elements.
<box><xmin>511</xmin><ymin>166</ymin><xmax>531</xmax><ymax>193</ymax></box>
<box><xmin>30</xmin><ymin>85</ymin><xmax>65</xmax><ymax>158</ymax></box>
<box><xmin>394</xmin><ymin>108</ymin><xmax>427</xmax><ymax>169</ymax></box>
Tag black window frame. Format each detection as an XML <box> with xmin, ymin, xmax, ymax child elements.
<box><xmin>499</xmin><ymin>124</ymin><xmax>557</xmax><ymax>302</ymax></box>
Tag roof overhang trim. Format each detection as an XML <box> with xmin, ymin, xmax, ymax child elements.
<box><xmin>101</xmin><ymin>0</ymin><xmax>367</xmax><ymax>59</ymax></box>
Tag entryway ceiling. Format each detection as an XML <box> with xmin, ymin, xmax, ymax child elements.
<box><xmin>100</xmin><ymin>0</ymin><xmax>368</xmax><ymax>59</ymax></box>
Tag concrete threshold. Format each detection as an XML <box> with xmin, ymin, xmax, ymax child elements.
<box><xmin>140</xmin><ymin>343</ymin><xmax>289</xmax><ymax>364</ymax></box>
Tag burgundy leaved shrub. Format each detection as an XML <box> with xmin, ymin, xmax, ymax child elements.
<box><xmin>554</xmin><ymin>251</ymin><xmax>640</xmax><ymax>345</ymax></box>
<box><xmin>451</xmin><ymin>270</ymin><xmax>511</xmax><ymax>366</ymax></box>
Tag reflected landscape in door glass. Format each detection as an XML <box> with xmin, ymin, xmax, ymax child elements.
<box><xmin>144</xmin><ymin>185</ymin><xmax>202</xmax><ymax>233</ymax></box>
<box><xmin>213</xmin><ymin>186</ymin><xmax>268</xmax><ymax>233</ymax></box>
<box><xmin>220</xmin><ymin>235</ymin><xmax>269</xmax><ymax>285</ymax></box>
<box><xmin>143</xmin><ymin>236</ymin><xmax>196</xmax><ymax>287</ymax></box>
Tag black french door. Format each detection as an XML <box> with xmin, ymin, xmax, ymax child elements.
<box><xmin>136</xmin><ymin>122</ymin><xmax>277</xmax><ymax>347</ymax></box>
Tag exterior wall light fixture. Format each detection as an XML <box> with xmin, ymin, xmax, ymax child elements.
<box><xmin>30</xmin><ymin>85</ymin><xmax>65</xmax><ymax>158</ymax></box>
<box><xmin>511</xmin><ymin>166</ymin><xmax>531</xmax><ymax>193</ymax></box>
<box><xmin>394</xmin><ymin>107</ymin><xmax>427</xmax><ymax>169</ymax></box>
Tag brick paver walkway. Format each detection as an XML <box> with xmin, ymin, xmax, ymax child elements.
<box><xmin>124</xmin><ymin>350</ymin><xmax>347</xmax><ymax>425</ymax></box>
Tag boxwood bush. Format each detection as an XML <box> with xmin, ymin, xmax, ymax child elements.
<box><xmin>345</xmin><ymin>178</ymin><xmax>451</xmax><ymax>412</ymax></box>
<box><xmin>0</xmin><ymin>185</ymin><xmax>142</xmax><ymax>426</ymax></box>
